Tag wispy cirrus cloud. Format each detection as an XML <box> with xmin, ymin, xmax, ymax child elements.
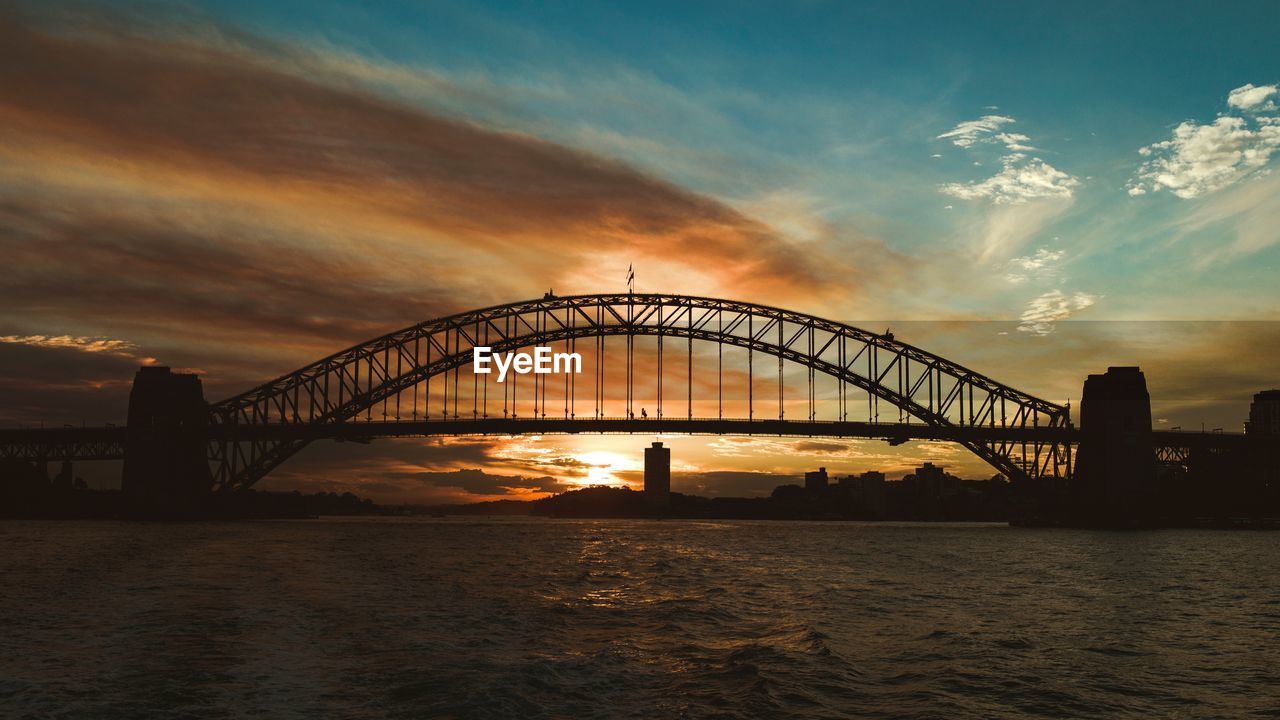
<box><xmin>936</xmin><ymin>115</ymin><xmax>1016</xmax><ymax>148</ymax></box>
<box><xmin>1168</xmin><ymin>170</ymin><xmax>1280</xmax><ymax>264</ymax></box>
<box><xmin>1017</xmin><ymin>290</ymin><xmax>1098</xmax><ymax>335</ymax></box>
<box><xmin>1128</xmin><ymin>83</ymin><xmax>1280</xmax><ymax>199</ymax></box>
<box><xmin>935</xmin><ymin>116</ymin><xmax>1035</xmax><ymax>154</ymax></box>
<box><xmin>1004</xmin><ymin>247</ymin><xmax>1065</xmax><ymax>284</ymax></box>
<box><xmin>0</xmin><ymin>334</ymin><xmax>145</xmax><ymax>359</ymax></box>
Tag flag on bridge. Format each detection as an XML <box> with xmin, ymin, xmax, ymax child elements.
<box><xmin>627</xmin><ymin>264</ymin><xmax>634</xmax><ymax>293</ymax></box>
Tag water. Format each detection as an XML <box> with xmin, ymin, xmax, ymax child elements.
<box><xmin>2</xmin><ymin>519</ymin><xmax>1278</xmax><ymax>719</ymax></box>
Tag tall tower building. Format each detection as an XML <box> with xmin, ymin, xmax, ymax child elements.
<box><xmin>644</xmin><ymin>441</ymin><xmax>670</xmax><ymax>509</ymax></box>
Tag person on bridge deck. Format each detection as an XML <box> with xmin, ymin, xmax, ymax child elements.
<box><xmin>641</xmin><ymin>408</ymin><xmax>648</xmax><ymax>419</ymax></box>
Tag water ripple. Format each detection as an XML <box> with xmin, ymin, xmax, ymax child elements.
<box><xmin>1</xmin><ymin>518</ymin><xmax>1278</xmax><ymax>719</ymax></box>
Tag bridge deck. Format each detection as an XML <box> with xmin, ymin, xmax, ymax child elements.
<box><xmin>216</xmin><ymin>418</ymin><xmax>1078</xmax><ymax>443</ymax></box>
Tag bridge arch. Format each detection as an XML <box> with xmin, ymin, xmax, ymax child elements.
<box><xmin>208</xmin><ymin>294</ymin><xmax>1071</xmax><ymax>491</ymax></box>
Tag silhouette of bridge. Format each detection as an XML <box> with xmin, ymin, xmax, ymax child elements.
<box><xmin>206</xmin><ymin>293</ymin><xmax>1076</xmax><ymax>491</ymax></box>
<box><xmin>0</xmin><ymin>293</ymin><xmax>1264</xmax><ymax>516</ymax></box>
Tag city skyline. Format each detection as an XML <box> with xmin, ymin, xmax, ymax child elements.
<box><xmin>2</xmin><ymin>1</ymin><xmax>1277</xmax><ymax>504</ymax></box>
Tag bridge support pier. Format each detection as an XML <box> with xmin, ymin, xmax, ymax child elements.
<box><xmin>1072</xmin><ymin>366</ymin><xmax>1157</xmax><ymax>526</ymax></box>
<box><xmin>121</xmin><ymin>367</ymin><xmax>213</xmax><ymax>518</ymax></box>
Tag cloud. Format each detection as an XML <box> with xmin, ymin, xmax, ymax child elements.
<box><xmin>1128</xmin><ymin>85</ymin><xmax>1280</xmax><ymax>199</ymax></box>
<box><xmin>1169</xmin><ymin>169</ymin><xmax>1280</xmax><ymax>263</ymax></box>
<box><xmin>1129</xmin><ymin>116</ymin><xmax>1280</xmax><ymax>199</ymax></box>
<box><xmin>670</xmin><ymin>470</ymin><xmax>798</xmax><ymax>497</ymax></box>
<box><xmin>705</xmin><ymin>436</ymin><xmax>903</xmax><ymax>467</ymax></box>
<box><xmin>0</xmin><ymin>9</ymin><xmax>845</xmax><ymax>335</ymax></box>
<box><xmin>937</xmin><ymin>115</ymin><xmax>1015</xmax><ymax>148</ymax></box>
<box><xmin>994</xmin><ymin>132</ymin><xmax>1035</xmax><ymax>152</ymax></box>
<box><xmin>279</xmin><ymin>436</ymin><xmax>509</xmax><ymax>471</ymax></box>
<box><xmin>1017</xmin><ymin>290</ymin><xmax>1097</xmax><ymax>335</ymax></box>
<box><xmin>937</xmin><ymin>114</ymin><xmax>1078</xmax><ymax>205</ymax></box>
<box><xmin>258</xmin><ymin>436</ymin><xmax>578</xmax><ymax>503</ymax></box>
<box><xmin>791</xmin><ymin>440</ymin><xmax>854</xmax><ymax>454</ymax></box>
<box><xmin>0</xmin><ymin>3</ymin><xmax>899</xmax><ymax>427</ymax></box>
<box><xmin>1009</xmin><ymin>248</ymin><xmax>1065</xmax><ymax>271</ymax></box>
<box><xmin>0</xmin><ymin>195</ymin><xmax>464</xmax><ymax>381</ymax></box>
<box><xmin>941</xmin><ymin>154</ymin><xmax>1080</xmax><ymax>204</ymax></box>
<box><xmin>1227</xmin><ymin>83</ymin><xmax>1278</xmax><ymax>112</ymax></box>
<box><xmin>0</xmin><ymin>334</ymin><xmax>151</xmax><ymax>362</ymax></box>
<box><xmin>1005</xmin><ymin>248</ymin><xmax>1065</xmax><ymax>284</ymax></box>
<box><xmin>0</xmin><ymin>341</ymin><xmax>144</xmax><ymax>426</ymax></box>
<box><xmin>410</xmin><ymin>468</ymin><xmax>572</xmax><ymax>495</ymax></box>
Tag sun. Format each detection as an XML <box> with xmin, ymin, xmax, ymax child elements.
<box><xmin>573</xmin><ymin>450</ymin><xmax>635</xmax><ymax>487</ymax></box>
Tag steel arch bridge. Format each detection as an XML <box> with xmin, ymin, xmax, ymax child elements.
<box><xmin>208</xmin><ymin>293</ymin><xmax>1073</xmax><ymax>492</ymax></box>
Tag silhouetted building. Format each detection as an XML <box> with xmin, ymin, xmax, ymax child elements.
<box><xmin>859</xmin><ymin>471</ymin><xmax>886</xmax><ymax>485</ymax></box>
<box><xmin>644</xmin><ymin>441</ymin><xmax>670</xmax><ymax>509</ymax></box>
<box><xmin>804</xmin><ymin>467</ymin><xmax>829</xmax><ymax>493</ymax></box>
<box><xmin>840</xmin><ymin>471</ymin><xmax>887</xmax><ymax>516</ymax></box>
<box><xmin>1247</xmin><ymin>390</ymin><xmax>1280</xmax><ymax>435</ymax></box>
<box><xmin>1073</xmin><ymin>366</ymin><xmax>1157</xmax><ymax>525</ymax></box>
<box><xmin>912</xmin><ymin>463</ymin><xmax>953</xmax><ymax>498</ymax></box>
<box><xmin>771</xmin><ymin>484</ymin><xmax>805</xmax><ymax>501</ymax></box>
<box><xmin>898</xmin><ymin>463</ymin><xmax>963</xmax><ymax>518</ymax></box>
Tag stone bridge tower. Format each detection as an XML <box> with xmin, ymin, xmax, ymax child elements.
<box><xmin>1073</xmin><ymin>366</ymin><xmax>1157</xmax><ymax>525</ymax></box>
<box><xmin>121</xmin><ymin>366</ymin><xmax>212</xmax><ymax>517</ymax></box>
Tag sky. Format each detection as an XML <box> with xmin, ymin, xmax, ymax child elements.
<box><xmin>1</xmin><ymin>0</ymin><xmax>1278</xmax><ymax>503</ymax></box>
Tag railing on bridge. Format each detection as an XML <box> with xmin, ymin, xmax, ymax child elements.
<box><xmin>0</xmin><ymin>426</ymin><xmax>127</xmax><ymax>462</ymax></box>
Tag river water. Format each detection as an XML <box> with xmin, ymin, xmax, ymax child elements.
<box><xmin>2</xmin><ymin>518</ymin><xmax>1277</xmax><ymax>718</ymax></box>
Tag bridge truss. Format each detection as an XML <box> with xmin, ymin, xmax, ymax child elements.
<box><xmin>208</xmin><ymin>294</ymin><xmax>1074</xmax><ymax>492</ymax></box>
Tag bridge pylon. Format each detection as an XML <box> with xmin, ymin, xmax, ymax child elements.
<box><xmin>1071</xmin><ymin>366</ymin><xmax>1157</xmax><ymax>525</ymax></box>
<box><xmin>121</xmin><ymin>366</ymin><xmax>213</xmax><ymax>517</ymax></box>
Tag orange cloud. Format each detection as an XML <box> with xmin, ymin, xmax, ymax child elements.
<box><xmin>0</xmin><ymin>9</ymin><xmax>846</xmax><ymax>307</ymax></box>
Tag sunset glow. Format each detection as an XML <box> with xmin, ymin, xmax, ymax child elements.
<box><xmin>1</xmin><ymin>1</ymin><xmax>1276</xmax><ymax>505</ymax></box>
